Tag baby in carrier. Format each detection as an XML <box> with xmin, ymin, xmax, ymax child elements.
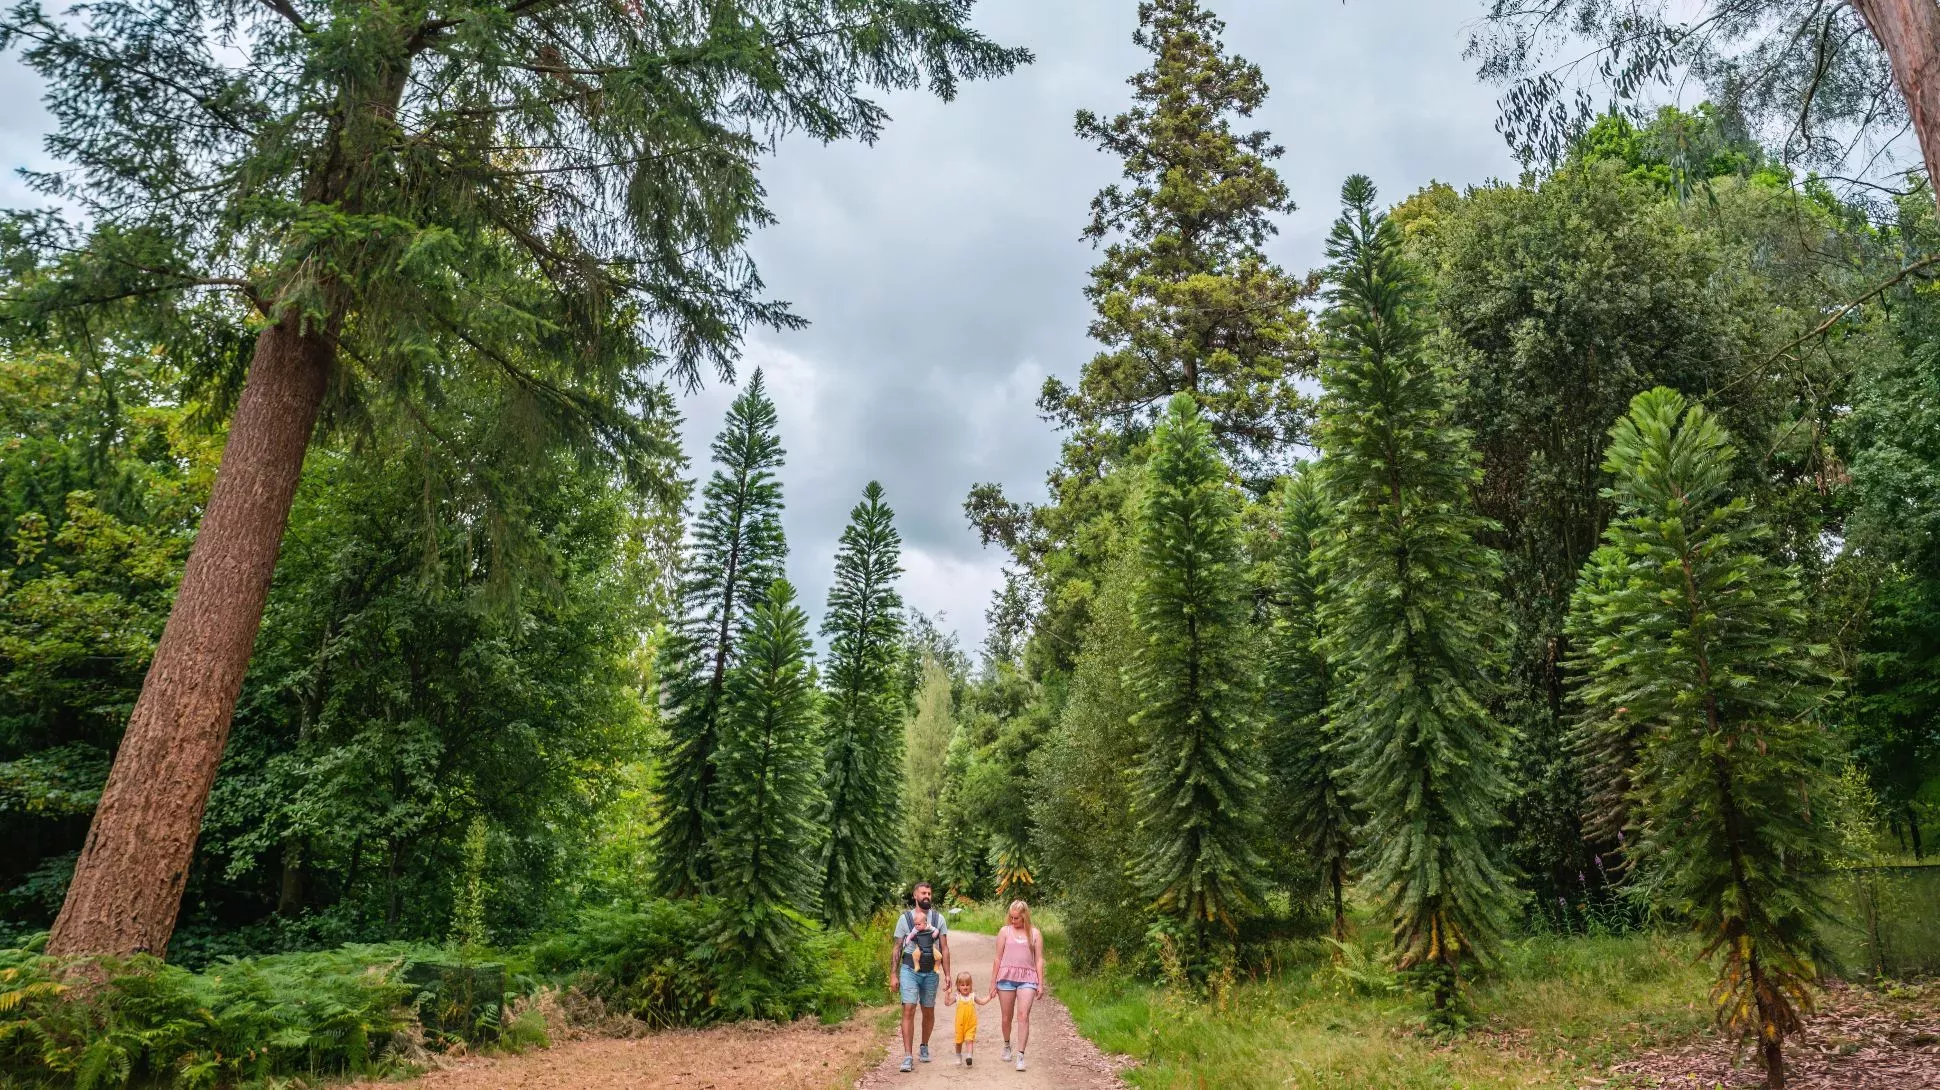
<box><xmin>900</xmin><ymin>906</ymin><xmax>942</xmax><ymax>973</ymax></box>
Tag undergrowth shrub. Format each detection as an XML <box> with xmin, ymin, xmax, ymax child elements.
<box><xmin>0</xmin><ymin>898</ymin><xmax>885</xmax><ymax>1088</ymax></box>
<box><xmin>528</xmin><ymin>898</ymin><xmax>883</xmax><ymax>1027</ymax></box>
<box><xmin>0</xmin><ymin>940</ymin><xmax>418</xmax><ymax>1088</ymax></box>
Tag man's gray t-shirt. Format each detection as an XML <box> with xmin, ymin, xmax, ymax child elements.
<box><xmin>894</xmin><ymin>907</ymin><xmax>948</xmax><ymax>972</ymax></box>
<box><xmin>893</xmin><ymin>908</ymin><xmax>948</xmax><ymax>941</ymax></box>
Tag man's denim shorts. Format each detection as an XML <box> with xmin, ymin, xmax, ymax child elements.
<box><xmin>899</xmin><ymin>966</ymin><xmax>940</xmax><ymax>1007</ymax></box>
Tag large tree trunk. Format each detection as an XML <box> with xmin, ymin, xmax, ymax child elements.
<box><xmin>1852</xmin><ymin>0</ymin><xmax>1940</xmax><ymax>193</ymax></box>
<box><xmin>47</xmin><ymin>316</ymin><xmax>333</xmax><ymax>958</ymax></box>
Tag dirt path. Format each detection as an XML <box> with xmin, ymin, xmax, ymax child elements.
<box><xmin>346</xmin><ymin>1014</ymin><xmax>890</xmax><ymax>1090</ymax></box>
<box><xmin>854</xmin><ymin>930</ymin><xmax>1127</xmax><ymax>1090</ymax></box>
<box><xmin>343</xmin><ymin>931</ymin><xmax>1123</xmax><ymax>1090</ymax></box>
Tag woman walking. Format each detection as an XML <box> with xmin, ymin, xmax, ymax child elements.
<box><xmin>989</xmin><ymin>899</ymin><xmax>1046</xmax><ymax>1072</ymax></box>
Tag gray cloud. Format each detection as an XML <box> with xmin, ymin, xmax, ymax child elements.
<box><xmin>0</xmin><ymin>1</ymin><xmax>1518</xmax><ymax>652</ymax></box>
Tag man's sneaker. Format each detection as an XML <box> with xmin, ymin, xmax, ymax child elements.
<box><xmin>919</xmin><ymin>1045</ymin><xmax>931</xmax><ymax>1063</ymax></box>
<box><xmin>1015</xmin><ymin>1053</ymin><xmax>1027</xmax><ymax>1072</ymax></box>
<box><xmin>1001</xmin><ymin>1044</ymin><xmax>1012</xmax><ymax>1062</ymax></box>
<box><xmin>899</xmin><ymin>1055</ymin><xmax>914</xmax><ymax>1073</ymax></box>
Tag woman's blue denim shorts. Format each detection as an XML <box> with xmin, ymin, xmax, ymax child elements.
<box><xmin>995</xmin><ymin>980</ymin><xmax>1040</xmax><ymax>992</ymax></box>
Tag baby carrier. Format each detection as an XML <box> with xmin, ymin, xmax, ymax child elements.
<box><xmin>901</xmin><ymin>924</ymin><xmax>940</xmax><ymax>973</ymax></box>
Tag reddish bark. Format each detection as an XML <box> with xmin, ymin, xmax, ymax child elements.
<box><xmin>1852</xmin><ymin>0</ymin><xmax>1940</xmax><ymax>196</ymax></box>
<box><xmin>46</xmin><ymin>316</ymin><xmax>333</xmax><ymax>959</ymax></box>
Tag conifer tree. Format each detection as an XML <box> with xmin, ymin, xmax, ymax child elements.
<box><xmin>1048</xmin><ymin>0</ymin><xmax>1316</xmax><ymax>483</ymax></box>
<box><xmin>1128</xmin><ymin>393</ymin><xmax>1265</xmax><ymax>971</ymax></box>
<box><xmin>1</xmin><ymin>0</ymin><xmax>1025</xmax><ymax>959</ymax></box>
<box><xmin>652</xmin><ymin>372</ymin><xmax>787</xmax><ymax>896</ymax></box>
<box><xmin>711</xmin><ymin>578</ymin><xmax>823</xmax><ymax>960</ymax></box>
<box><xmin>1316</xmin><ymin>176</ymin><xmax>1516</xmax><ymax>1011</ymax></box>
<box><xmin>1566</xmin><ymin>388</ymin><xmax>1838</xmax><ymax>1090</ymax></box>
<box><xmin>1265</xmin><ymin>467</ymin><xmax>1355</xmax><ymax>942</ymax></box>
<box><xmin>818</xmin><ymin>482</ymin><xmax>906</xmax><ymax>928</ymax></box>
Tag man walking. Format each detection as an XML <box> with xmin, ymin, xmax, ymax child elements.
<box><xmin>887</xmin><ymin>881</ymin><xmax>951</xmax><ymax>1073</ymax></box>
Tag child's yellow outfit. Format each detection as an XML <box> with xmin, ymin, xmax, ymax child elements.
<box><xmin>953</xmin><ymin>993</ymin><xmax>978</xmax><ymax>1044</ymax></box>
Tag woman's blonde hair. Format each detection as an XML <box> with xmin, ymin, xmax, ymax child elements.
<box><xmin>1006</xmin><ymin>899</ymin><xmax>1033</xmax><ymax>934</ymax></box>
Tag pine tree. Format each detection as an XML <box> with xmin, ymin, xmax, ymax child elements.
<box><xmin>711</xmin><ymin>578</ymin><xmax>824</xmax><ymax>960</ymax></box>
<box><xmin>1048</xmin><ymin>0</ymin><xmax>1315</xmax><ymax>484</ymax></box>
<box><xmin>1128</xmin><ymin>392</ymin><xmax>1265</xmax><ymax>972</ymax></box>
<box><xmin>1316</xmin><ymin>175</ymin><xmax>1516</xmax><ymax>1012</ymax></box>
<box><xmin>3</xmin><ymin>0</ymin><xmax>1025</xmax><ymax>959</ymax></box>
<box><xmin>818</xmin><ymin>481</ymin><xmax>906</xmax><ymax>928</ymax></box>
<box><xmin>1265</xmin><ymin>466</ymin><xmax>1355</xmax><ymax>943</ymax></box>
<box><xmin>1566</xmin><ymin>388</ymin><xmax>1838</xmax><ymax>1090</ymax></box>
<box><xmin>652</xmin><ymin>372</ymin><xmax>787</xmax><ymax>896</ymax></box>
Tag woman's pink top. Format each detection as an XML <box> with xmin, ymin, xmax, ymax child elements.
<box><xmin>995</xmin><ymin>927</ymin><xmax>1041</xmax><ymax>985</ymax></box>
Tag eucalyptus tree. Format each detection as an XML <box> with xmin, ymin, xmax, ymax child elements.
<box><xmin>0</xmin><ymin>0</ymin><xmax>1025</xmax><ymax>957</ymax></box>
<box><xmin>1317</xmin><ymin>176</ymin><xmax>1516</xmax><ymax>1014</ymax></box>
<box><xmin>652</xmin><ymin>371</ymin><xmax>787</xmax><ymax>897</ymax></box>
<box><xmin>1568</xmin><ymin>388</ymin><xmax>1839</xmax><ymax>1090</ymax></box>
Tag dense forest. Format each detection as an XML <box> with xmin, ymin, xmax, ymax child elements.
<box><xmin>1</xmin><ymin>1</ymin><xmax>1939</xmax><ymax>1089</ymax></box>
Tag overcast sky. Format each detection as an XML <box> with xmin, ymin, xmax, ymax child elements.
<box><xmin>0</xmin><ymin>1</ymin><xmax>1520</xmax><ymax>654</ymax></box>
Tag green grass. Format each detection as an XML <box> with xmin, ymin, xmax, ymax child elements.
<box><xmin>1055</xmin><ymin>925</ymin><xmax>1713</xmax><ymax>1090</ymax></box>
<box><xmin>941</xmin><ymin>899</ymin><xmax>1060</xmax><ymax>936</ymax></box>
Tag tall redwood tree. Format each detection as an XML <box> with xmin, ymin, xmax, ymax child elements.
<box><xmin>0</xmin><ymin>0</ymin><xmax>1025</xmax><ymax>959</ymax></box>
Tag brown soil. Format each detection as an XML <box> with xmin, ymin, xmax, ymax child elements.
<box><xmin>347</xmin><ymin>1014</ymin><xmax>890</xmax><ymax>1090</ymax></box>
<box><xmin>1603</xmin><ymin>979</ymin><xmax>1940</xmax><ymax>1088</ymax></box>
<box><xmin>853</xmin><ymin>930</ymin><xmax>1129</xmax><ymax>1090</ymax></box>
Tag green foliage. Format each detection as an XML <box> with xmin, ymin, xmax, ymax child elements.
<box><xmin>530</xmin><ymin>899</ymin><xmax>880</xmax><ymax>1027</ymax></box>
<box><xmin>194</xmin><ymin>408</ymin><xmax>655</xmax><ymax>950</ymax></box>
<box><xmin>710</xmin><ymin>579</ymin><xmax>823</xmax><ymax>961</ymax></box>
<box><xmin>450</xmin><ymin>817</ymin><xmax>491</xmax><ymax>950</ymax></box>
<box><xmin>1049</xmin><ymin>0</ymin><xmax>1313</xmax><ymax>483</ymax></box>
<box><xmin>0</xmin><ymin>942</ymin><xmax>419</xmax><ymax>1088</ymax></box>
<box><xmin>817</xmin><ymin>482</ymin><xmax>906</xmax><ymax>928</ymax></box>
<box><xmin>0</xmin><ymin>894</ymin><xmax>889</xmax><ymax>1088</ymax></box>
<box><xmin>1032</xmin><ymin>551</ymin><xmax>1148</xmax><ymax>969</ymax></box>
<box><xmin>1128</xmin><ymin>393</ymin><xmax>1265</xmax><ymax>971</ymax></box>
<box><xmin>1566</xmin><ymin>387</ymin><xmax>1840</xmax><ymax>1069</ymax></box>
<box><xmin>1316</xmin><ymin>175</ymin><xmax>1516</xmax><ymax>1007</ymax></box>
<box><xmin>900</xmin><ymin>654</ymin><xmax>957</xmax><ymax>884</ymax></box>
<box><xmin>1264</xmin><ymin>467</ymin><xmax>1354</xmax><ymax>938</ymax></box>
<box><xmin>0</xmin><ymin>0</ymin><xmax>1029</xmax><ymax>467</ymax></box>
<box><xmin>652</xmin><ymin>371</ymin><xmax>788</xmax><ymax>898</ymax></box>
<box><xmin>1400</xmin><ymin>151</ymin><xmax>1830</xmax><ymax>911</ymax></box>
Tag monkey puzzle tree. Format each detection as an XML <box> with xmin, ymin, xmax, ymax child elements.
<box><xmin>818</xmin><ymin>481</ymin><xmax>905</xmax><ymax>929</ymax></box>
<box><xmin>1128</xmin><ymin>392</ymin><xmax>1264</xmax><ymax>974</ymax></box>
<box><xmin>1567</xmin><ymin>387</ymin><xmax>1839</xmax><ymax>1090</ymax></box>
<box><xmin>1264</xmin><ymin>466</ymin><xmax>1354</xmax><ymax>943</ymax></box>
<box><xmin>0</xmin><ymin>0</ymin><xmax>1025</xmax><ymax>957</ymax></box>
<box><xmin>710</xmin><ymin>578</ymin><xmax>823</xmax><ymax>959</ymax></box>
<box><xmin>651</xmin><ymin>370</ymin><xmax>787</xmax><ymax>897</ymax></box>
<box><xmin>1317</xmin><ymin>175</ymin><xmax>1516</xmax><ymax>1014</ymax></box>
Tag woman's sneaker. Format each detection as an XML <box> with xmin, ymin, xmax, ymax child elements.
<box><xmin>1015</xmin><ymin>1052</ymin><xmax>1027</xmax><ymax>1072</ymax></box>
<box><xmin>1001</xmin><ymin>1044</ymin><xmax>1012</xmax><ymax>1062</ymax></box>
<box><xmin>899</xmin><ymin>1055</ymin><xmax>913</xmax><ymax>1073</ymax></box>
<box><xmin>919</xmin><ymin>1045</ymin><xmax>931</xmax><ymax>1063</ymax></box>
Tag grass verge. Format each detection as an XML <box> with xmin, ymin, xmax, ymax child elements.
<box><xmin>1055</xmin><ymin>927</ymin><xmax>1712</xmax><ymax>1090</ymax></box>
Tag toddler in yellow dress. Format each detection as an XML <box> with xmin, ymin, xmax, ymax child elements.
<box><xmin>943</xmin><ymin>970</ymin><xmax>994</xmax><ymax>1066</ymax></box>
